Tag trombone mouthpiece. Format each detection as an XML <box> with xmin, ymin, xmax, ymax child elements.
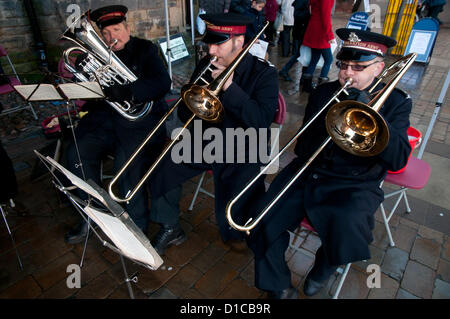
<box><xmin>110</xmin><ymin>39</ymin><xmax>118</xmax><ymax>49</ymax></box>
<box><xmin>345</xmin><ymin>78</ymin><xmax>354</xmax><ymax>86</ymax></box>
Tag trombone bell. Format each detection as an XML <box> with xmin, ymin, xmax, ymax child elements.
<box><xmin>180</xmin><ymin>84</ymin><xmax>224</xmax><ymax>122</ymax></box>
<box><xmin>325</xmin><ymin>100</ymin><xmax>389</xmax><ymax>156</ymax></box>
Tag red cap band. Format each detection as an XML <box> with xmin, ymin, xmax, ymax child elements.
<box><xmin>206</xmin><ymin>24</ymin><xmax>246</xmax><ymax>35</ymax></box>
<box><xmin>98</xmin><ymin>11</ymin><xmax>125</xmax><ymax>23</ymax></box>
<box><xmin>343</xmin><ymin>41</ymin><xmax>388</xmax><ymax>55</ymax></box>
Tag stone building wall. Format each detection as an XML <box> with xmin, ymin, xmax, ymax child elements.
<box><xmin>0</xmin><ymin>0</ymin><xmax>187</xmax><ymax>80</ymax></box>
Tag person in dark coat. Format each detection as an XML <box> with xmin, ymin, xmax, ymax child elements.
<box><xmin>0</xmin><ymin>142</ymin><xmax>18</xmax><ymax>204</ymax></box>
<box><xmin>278</xmin><ymin>0</ymin><xmax>310</xmax><ymax>83</ymax></box>
<box><xmin>264</xmin><ymin>0</ymin><xmax>279</xmax><ymax>44</ymax></box>
<box><xmin>199</xmin><ymin>0</ymin><xmax>231</xmax><ymax>14</ymax></box>
<box><xmin>246</xmin><ymin>28</ymin><xmax>412</xmax><ymax>299</ymax></box>
<box><xmin>230</xmin><ymin>0</ymin><xmax>252</xmax><ymax>14</ymax></box>
<box><xmin>423</xmin><ymin>0</ymin><xmax>447</xmax><ymax>24</ymax></box>
<box><xmin>64</xmin><ymin>5</ymin><xmax>172</xmax><ymax>244</ymax></box>
<box><xmin>243</xmin><ymin>0</ymin><xmax>267</xmax><ymax>42</ymax></box>
<box><xmin>148</xmin><ymin>13</ymin><xmax>279</xmax><ymax>256</ymax></box>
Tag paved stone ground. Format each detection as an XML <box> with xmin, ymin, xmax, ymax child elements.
<box><xmin>0</xmin><ymin>12</ymin><xmax>449</xmax><ymax>300</ymax></box>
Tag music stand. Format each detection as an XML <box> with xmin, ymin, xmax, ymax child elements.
<box><xmin>13</xmin><ymin>76</ymin><xmax>106</xmax><ymax>261</ymax></box>
<box><xmin>35</xmin><ymin>150</ymin><xmax>163</xmax><ymax>299</ymax></box>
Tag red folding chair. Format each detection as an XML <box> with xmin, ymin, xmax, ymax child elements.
<box><xmin>379</xmin><ymin>126</ymin><xmax>431</xmax><ymax>247</ymax></box>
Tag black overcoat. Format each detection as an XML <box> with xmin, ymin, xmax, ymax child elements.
<box><xmin>252</xmin><ymin>80</ymin><xmax>412</xmax><ymax>265</ymax></box>
<box><xmin>150</xmin><ymin>53</ymin><xmax>279</xmax><ymax>241</ymax></box>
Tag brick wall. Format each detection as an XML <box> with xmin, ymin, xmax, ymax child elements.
<box><xmin>0</xmin><ymin>0</ymin><xmax>187</xmax><ymax>80</ymax></box>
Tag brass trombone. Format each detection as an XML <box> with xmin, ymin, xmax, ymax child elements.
<box><xmin>108</xmin><ymin>22</ymin><xmax>270</xmax><ymax>203</ymax></box>
<box><xmin>226</xmin><ymin>53</ymin><xmax>417</xmax><ymax>234</ymax></box>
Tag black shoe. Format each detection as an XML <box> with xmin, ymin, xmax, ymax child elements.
<box><xmin>267</xmin><ymin>287</ymin><xmax>299</xmax><ymax>299</ymax></box>
<box><xmin>301</xmin><ymin>74</ymin><xmax>313</xmax><ymax>93</ymax></box>
<box><xmin>318</xmin><ymin>77</ymin><xmax>329</xmax><ymax>85</ymax></box>
<box><xmin>64</xmin><ymin>220</ymin><xmax>94</xmax><ymax>245</ymax></box>
<box><xmin>303</xmin><ymin>246</ymin><xmax>337</xmax><ymax>296</ymax></box>
<box><xmin>303</xmin><ymin>276</ymin><xmax>327</xmax><ymax>297</ymax></box>
<box><xmin>151</xmin><ymin>225</ymin><xmax>186</xmax><ymax>255</ymax></box>
<box><xmin>279</xmin><ymin>70</ymin><xmax>292</xmax><ymax>82</ymax></box>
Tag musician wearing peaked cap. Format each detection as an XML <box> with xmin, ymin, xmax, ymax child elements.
<box><xmin>246</xmin><ymin>28</ymin><xmax>413</xmax><ymax>298</ymax></box>
<box><xmin>147</xmin><ymin>13</ymin><xmax>279</xmax><ymax>256</ymax></box>
<box><xmin>64</xmin><ymin>5</ymin><xmax>171</xmax><ymax>244</ymax></box>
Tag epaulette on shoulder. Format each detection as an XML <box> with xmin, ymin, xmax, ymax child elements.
<box><xmin>393</xmin><ymin>87</ymin><xmax>411</xmax><ymax>100</ymax></box>
<box><xmin>256</xmin><ymin>57</ymin><xmax>274</xmax><ymax>67</ymax></box>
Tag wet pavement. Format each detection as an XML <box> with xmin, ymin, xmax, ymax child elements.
<box><xmin>0</xmin><ymin>13</ymin><xmax>449</xmax><ymax>300</ymax></box>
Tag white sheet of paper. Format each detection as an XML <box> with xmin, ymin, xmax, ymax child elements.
<box><xmin>59</xmin><ymin>82</ymin><xmax>104</xmax><ymax>99</ymax></box>
<box><xmin>84</xmin><ymin>206</ymin><xmax>163</xmax><ymax>269</ymax></box>
<box><xmin>249</xmin><ymin>40</ymin><xmax>269</xmax><ymax>60</ymax></box>
<box><xmin>34</xmin><ymin>151</ymin><xmax>107</xmax><ymax>206</ymax></box>
<box><xmin>14</xmin><ymin>84</ymin><xmax>63</xmax><ymax>101</ymax></box>
<box><xmin>409</xmin><ymin>32</ymin><xmax>432</xmax><ymax>55</ymax></box>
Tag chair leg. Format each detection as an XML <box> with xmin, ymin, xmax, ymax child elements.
<box><xmin>402</xmin><ymin>189</ymin><xmax>411</xmax><ymax>213</ymax></box>
<box><xmin>188</xmin><ymin>171</ymin><xmax>206</xmax><ymax>211</ymax></box>
<box><xmin>332</xmin><ymin>263</ymin><xmax>351</xmax><ymax>299</ymax></box>
<box><xmin>380</xmin><ymin>203</ymin><xmax>395</xmax><ymax>247</ymax></box>
<box><xmin>28</xmin><ymin>102</ymin><xmax>38</xmax><ymax>120</ymax></box>
<box><xmin>288</xmin><ymin>227</ymin><xmax>302</xmax><ymax>251</ymax></box>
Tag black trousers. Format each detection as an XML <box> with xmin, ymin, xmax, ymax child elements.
<box><xmin>0</xmin><ymin>142</ymin><xmax>18</xmax><ymax>203</ymax></box>
<box><xmin>66</xmin><ymin>111</ymin><xmax>165</xmax><ymax>231</ymax></box>
<box><xmin>246</xmin><ymin>160</ymin><xmax>307</xmax><ymax>291</ymax></box>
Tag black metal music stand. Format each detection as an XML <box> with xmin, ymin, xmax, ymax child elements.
<box><xmin>35</xmin><ymin>150</ymin><xmax>163</xmax><ymax>299</ymax></box>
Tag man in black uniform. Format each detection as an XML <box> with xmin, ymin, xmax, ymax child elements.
<box><xmin>148</xmin><ymin>13</ymin><xmax>279</xmax><ymax>255</ymax></box>
<box><xmin>64</xmin><ymin>5</ymin><xmax>171</xmax><ymax>244</ymax></box>
<box><xmin>247</xmin><ymin>28</ymin><xmax>413</xmax><ymax>298</ymax></box>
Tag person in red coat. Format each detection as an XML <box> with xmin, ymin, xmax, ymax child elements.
<box><xmin>264</xmin><ymin>0</ymin><xmax>279</xmax><ymax>44</ymax></box>
<box><xmin>301</xmin><ymin>0</ymin><xmax>335</xmax><ymax>92</ymax></box>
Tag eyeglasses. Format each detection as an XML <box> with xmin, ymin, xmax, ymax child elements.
<box><xmin>336</xmin><ymin>61</ymin><xmax>380</xmax><ymax>72</ymax></box>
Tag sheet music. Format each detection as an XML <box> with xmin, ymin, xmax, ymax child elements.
<box><xmin>14</xmin><ymin>81</ymin><xmax>104</xmax><ymax>101</ymax></box>
<box><xmin>59</xmin><ymin>82</ymin><xmax>104</xmax><ymax>99</ymax></box>
<box><xmin>34</xmin><ymin>150</ymin><xmax>106</xmax><ymax>206</ymax></box>
<box><xmin>84</xmin><ymin>206</ymin><xmax>163</xmax><ymax>269</ymax></box>
<box><xmin>249</xmin><ymin>40</ymin><xmax>269</xmax><ymax>60</ymax></box>
<box><xmin>14</xmin><ymin>84</ymin><xmax>63</xmax><ymax>101</ymax></box>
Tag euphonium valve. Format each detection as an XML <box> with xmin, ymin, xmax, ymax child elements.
<box><xmin>61</xmin><ymin>10</ymin><xmax>152</xmax><ymax>121</ymax></box>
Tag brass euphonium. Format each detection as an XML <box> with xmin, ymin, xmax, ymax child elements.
<box><xmin>61</xmin><ymin>11</ymin><xmax>152</xmax><ymax>121</ymax></box>
<box><xmin>107</xmin><ymin>22</ymin><xmax>270</xmax><ymax>203</ymax></box>
<box><xmin>226</xmin><ymin>53</ymin><xmax>417</xmax><ymax>234</ymax></box>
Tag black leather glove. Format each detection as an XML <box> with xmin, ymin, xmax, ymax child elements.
<box><xmin>103</xmin><ymin>84</ymin><xmax>133</xmax><ymax>102</ymax></box>
<box><xmin>346</xmin><ymin>88</ymin><xmax>371</xmax><ymax>104</ymax></box>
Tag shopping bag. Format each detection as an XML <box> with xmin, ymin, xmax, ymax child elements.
<box><xmin>297</xmin><ymin>41</ymin><xmax>338</xmax><ymax>68</ymax></box>
<box><xmin>196</xmin><ymin>8</ymin><xmax>206</xmax><ymax>35</ymax></box>
<box><xmin>274</xmin><ymin>11</ymin><xmax>284</xmax><ymax>32</ymax></box>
